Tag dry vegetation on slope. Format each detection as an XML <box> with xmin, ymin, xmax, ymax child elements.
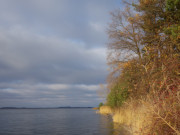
<box><xmin>101</xmin><ymin>0</ymin><xmax>180</xmax><ymax>134</ymax></box>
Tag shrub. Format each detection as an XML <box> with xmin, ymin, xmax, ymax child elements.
<box><xmin>98</xmin><ymin>102</ymin><xmax>103</xmax><ymax>109</ymax></box>
<box><xmin>107</xmin><ymin>83</ymin><xmax>129</xmax><ymax>108</ymax></box>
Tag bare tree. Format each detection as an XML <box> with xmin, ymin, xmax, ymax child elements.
<box><xmin>107</xmin><ymin>6</ymin><xmax>143</xmax><ymax>65</ymax></box>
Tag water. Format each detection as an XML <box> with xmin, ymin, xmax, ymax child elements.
<box><xmin>0</xmin><ymin>108</ymin><xmax>117</xmax><ymax>135</ymax></box>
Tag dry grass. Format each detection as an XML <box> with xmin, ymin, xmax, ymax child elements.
<box><xmin>147</xmin><ymin>90</ymin><xmax>180</xmax><ymax>135</ymax></box>
<box><xmin>112</xmin><ymin>91</ymin><xmax>180</xmax><ymax>135</ymax></box>
<box><xmin>98</xmin><ymin>105</ymin><xmax>113</xmax><ymax>115</ymax></box>
<box><xmin>98</xmin><ymin>92</ymin><xmax>180</xmax><ymax>134</ymax></box>
<box><xmin>112</xmin><ymin>99</ymin><xmax>153</xmax><ymax>134</ymax></box>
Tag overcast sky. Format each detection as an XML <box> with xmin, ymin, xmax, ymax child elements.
<box><xmin>0</xmin><ymin>0</ymin><xmax>122</xmax><ymax>107</ymax></box>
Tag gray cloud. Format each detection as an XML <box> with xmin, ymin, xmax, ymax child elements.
<box><xmin>0</xmin><ymin>0</ymin><xmax>123</xmax><ymax>46</ymax></box>
<box><xmin>0</xmin><ymin>82</ymin><xmax>104</xmax><ymax>107</ymax></box>
<box><xmin>0</xmin><ymin>0</ymin><xmax>122</xmax><ymax>107</ymax></box>
<box><xmin>0</xmin><ymin>27</ymin><xmax>107</xmax><ymax>84</ymax></box>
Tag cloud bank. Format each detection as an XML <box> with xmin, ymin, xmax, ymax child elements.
<box><xmin>0</xmin><ymin>0</ymin><xmax>122</xmax><ymax>107</ymax></box>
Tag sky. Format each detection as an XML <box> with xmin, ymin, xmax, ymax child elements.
<box><xmin>0</xmin><ymin>0</ymin><xmax>123</xmax><ymax>107</ymax></box>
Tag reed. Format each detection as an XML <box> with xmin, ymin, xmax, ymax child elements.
<box><xmin>112</xmin><ymin>99</ymin><xmax>152</xmax><ymax>134</ymax></box>
<box><xmin>112</xmin><ymin>91</ymin><xmax>180</xmax><ymax>135</ymax></box>
<box><xmin>99</xmin><ymin>105</ymin><xmax>113</xmax><ymax>115</ymax></box>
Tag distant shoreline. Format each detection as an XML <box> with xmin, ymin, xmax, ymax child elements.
<box><xmin>0</xmin><ymin>107</ymin><xmax>93</xmax><ymax>109</ymax></box>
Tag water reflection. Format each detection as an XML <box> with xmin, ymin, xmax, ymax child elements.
<box><xmin>99</xmin><ymin>114</ymin><xmax>131</xmax><ymax>135</ymax></box>
<box><xmin>0</xmin><ymin>109</ymin><xmax>131</xmax><ymax>135</ymax></box>
<box><xmin>112</xmin><ymin>123</ymin><xmax>131</xmax><ymax>135</ymax></box>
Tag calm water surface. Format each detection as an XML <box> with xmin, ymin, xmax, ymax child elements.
<box><xmin>0</xmin><ymin>108</ymin><xmax>120</xmax><ymax>135</ymax></box>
